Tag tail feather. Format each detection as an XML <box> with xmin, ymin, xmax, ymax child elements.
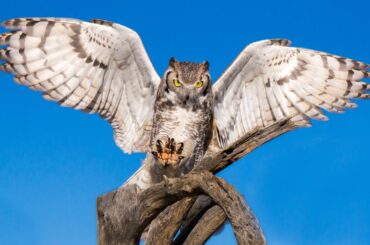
<box><xmin>122</xmin><ymin>163</ymin><xmax>154</xmax><ymax>190</ymax></box>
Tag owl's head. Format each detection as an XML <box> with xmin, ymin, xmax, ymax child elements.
<box><xmin>163</xmin><ymin>58</ymin><xmax>211</xmax><ymax>102</ymax></box>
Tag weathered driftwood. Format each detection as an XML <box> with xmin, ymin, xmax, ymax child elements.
<box><xmin>97</xmin><ymin>171</ymin><xmax>265</xmax><ymax>245</ymax></box>
<box><xmin>176</xmin><ymin>204</ymin><xmax>226</xmax><ymax>245</ymax></box>
<box><xmin>145</xmin><ymin>197</ymin><xmax>195</xmax><ymax>245</ymax></box>
<box><xmin>97</xmin><ymin>119</ymin><xmax>297</xmax><ymax>244</ymax></box>
<box><xmin>171</xmin><ymin>195</ymin><xmax>214</xmax><ymax>244</ymax></box>
<box><xmin>144</xmin><ymin>119</ymin><xmax>297</xmax><ymax>243</ymax></box>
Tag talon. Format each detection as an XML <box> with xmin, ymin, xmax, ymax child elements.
<box><xmin>165</xmin><ymin>136</ymin><xmax>171</xmax><ymax>149</ymax></box>
<box><xmin>153</xmin><ymin>137</ymin><xmax>186</xmax><ymax>167</ymax></box>
<box><xmin>170</xmin><ymin>139</ymin><xmax>176</xmax><ymax>153</ymax></box>
<box><xmin>156</xmin><ymin>140</ymin><xmax>163</xmax><ymax>153</ymax></box>
<box><xmin>177</xmin><ymin>142</ymin><xmax>184</xmax><ymax>154</ymax></box>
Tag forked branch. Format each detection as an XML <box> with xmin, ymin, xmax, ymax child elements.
<box><xmin>97</xmin><ymin>119</ymin><xmax>297</xmax><ymax>244</ymax></box>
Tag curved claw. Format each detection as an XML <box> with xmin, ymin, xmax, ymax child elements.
<box><xmin>152</xmin><ymin>137</ymin><xmax>185</xmax><ymax>166</ymax></box>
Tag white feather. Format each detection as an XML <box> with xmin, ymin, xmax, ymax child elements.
<box><xmin>213</xmin><ymin>39</ymin><xmax>369</xmax><ymax>148</ymax></box>
<box><xmin>0</xmin><ymin>17</ymin><xmax>161</xmax><ymax>153</ymax></box>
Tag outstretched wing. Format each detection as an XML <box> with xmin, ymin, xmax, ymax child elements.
<box><xmin>0</xmin><ymin>18</ymin><xmax>161</xmax><ymax>153</ymax></box>
<box><xmin>212</xmin><ymin>39</ymin><xmax>370</xmax><ymax>149</ymax></box>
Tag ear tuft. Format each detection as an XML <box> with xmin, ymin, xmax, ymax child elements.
<box><xmin>202</xmin><ymin>61</ymin><xmax>209</xmax><ymax>71</ymax></box>
<box><xmin>169</xmin><ymin>57</ymin><xmax>177</xmax><ymax>68</ymax></box>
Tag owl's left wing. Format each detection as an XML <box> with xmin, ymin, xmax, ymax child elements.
<box><xmin>212</xmin><ymin>39</ymin><xmax>370</xmax><ymax>149</ymax></box>
<box><xmin>0</xmin><ymin>18</ymin><xmax>161</xmax><ymax>153</ymax></box>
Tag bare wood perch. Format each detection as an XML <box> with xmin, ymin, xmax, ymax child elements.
<box><xmin>176</xmin><ymin>205</ymin><xmax>226</xmax><ymax>245</ymax></box>
<box><xmin>145</xmin><ymin>197</ymin><xmax>195</xmax><ymax>245</ymax></box>
<box><xmin>97</xmin><ymin>119</ymin><xmax>297</xmax><ymax>244</ymax></box>
<box><xmin>146</xmin><ymin>119</ymin><xmax>297</xmax><ymax>243</ymax></box>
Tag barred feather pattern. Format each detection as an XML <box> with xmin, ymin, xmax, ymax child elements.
<box><xmin>0</xmin><ymin>18</ymin><xmax>161</xmax><ymax>153</ymax></box>
<box><xmin>212</xmin><ymin>39</ymin><xmax>370</xmax><ymax>149</ymax></box>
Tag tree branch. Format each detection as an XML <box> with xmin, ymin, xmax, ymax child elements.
<box><xmin>146</xmin><ymin>119</ymin><xmax>296</xmax><ymax>243</ymax></box>
<box><xmin>197</xmin><ymin>118</ymin><xmax>297</xmax><ymax>173</ymax></box>
<box><xmin>180</xmin><ymin>204</ymin><xmax>226</xmax><ymax>245</ymax></box>
<box><xmin>97</xmin><ymin>171</ymin><xmax>265</xmax><ymax>244</ymax></box>
<box><xmin>97</xmin><ymin>119</ymin><xmax>296</xmax><ymax>244</ymax></box>
<box><xmin>145</xmin><ymin>197</ymin><xmax>195</xmax><ymax>244</ymax></box>
<box><xmin>172</xmin><ymin>196</ymin><xmax>214</xmax><ymax>244</ymax></box>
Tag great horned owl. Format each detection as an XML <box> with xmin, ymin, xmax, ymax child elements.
<box><xmin>1</xmin><ymin>18</ymin><xmax>369</xmax><ymax>189</ymax></box>
<box><xmin>150</xmin><ymin>58</ymin><xmax>213</xmax><ymax>176</ymax></box>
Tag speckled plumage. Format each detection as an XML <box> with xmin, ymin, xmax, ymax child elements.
<box><xmin>150</xmin><ymin>59</ymin><xmax>213</xmax><ymax>175</ymax></box>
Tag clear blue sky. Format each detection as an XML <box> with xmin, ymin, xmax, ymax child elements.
<box><xmin>1</xmin><ymin>0</ymin><xmax>370</xmax><ymax>244</ymax></box>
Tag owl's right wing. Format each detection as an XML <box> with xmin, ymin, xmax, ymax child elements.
<box><xmin>0</xmin><ymin>18</ymin><xmax>161</xmax><ymax>153</ymax></box>
<box><xmin>212</xmin><ymin>39</ymin><xmax>370</xmax><ymax>150</ymax></box>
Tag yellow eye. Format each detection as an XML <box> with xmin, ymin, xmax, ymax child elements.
<box><xmin>195</xmin><ymin>81</ymin><xmax>203</xmax><ymax>88</ymax></box>
<box><xmin>173</xmin><ymin>80</ymin><xmax>182</xmax><ymax>87</ymax></box>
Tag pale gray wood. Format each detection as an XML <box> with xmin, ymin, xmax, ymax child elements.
<box><xmin>182</xmin><ymin>205</ymin><xmax>226</xmax><ymax>245</ymax></box>
<box><xmin>97</xmin><ymin>119</ymin><xmax>296</xmax><ymax>244</ymax></box>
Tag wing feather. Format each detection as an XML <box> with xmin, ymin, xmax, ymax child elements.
<box><xmin>212</xmin><ymin>39</ymin><xmax>369</xmax><ymax>149</ymax></box>
<box><xmin>0</xmin><ymin>17</ymin><xmax>161</xmax><ymax>153</ymax></box>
